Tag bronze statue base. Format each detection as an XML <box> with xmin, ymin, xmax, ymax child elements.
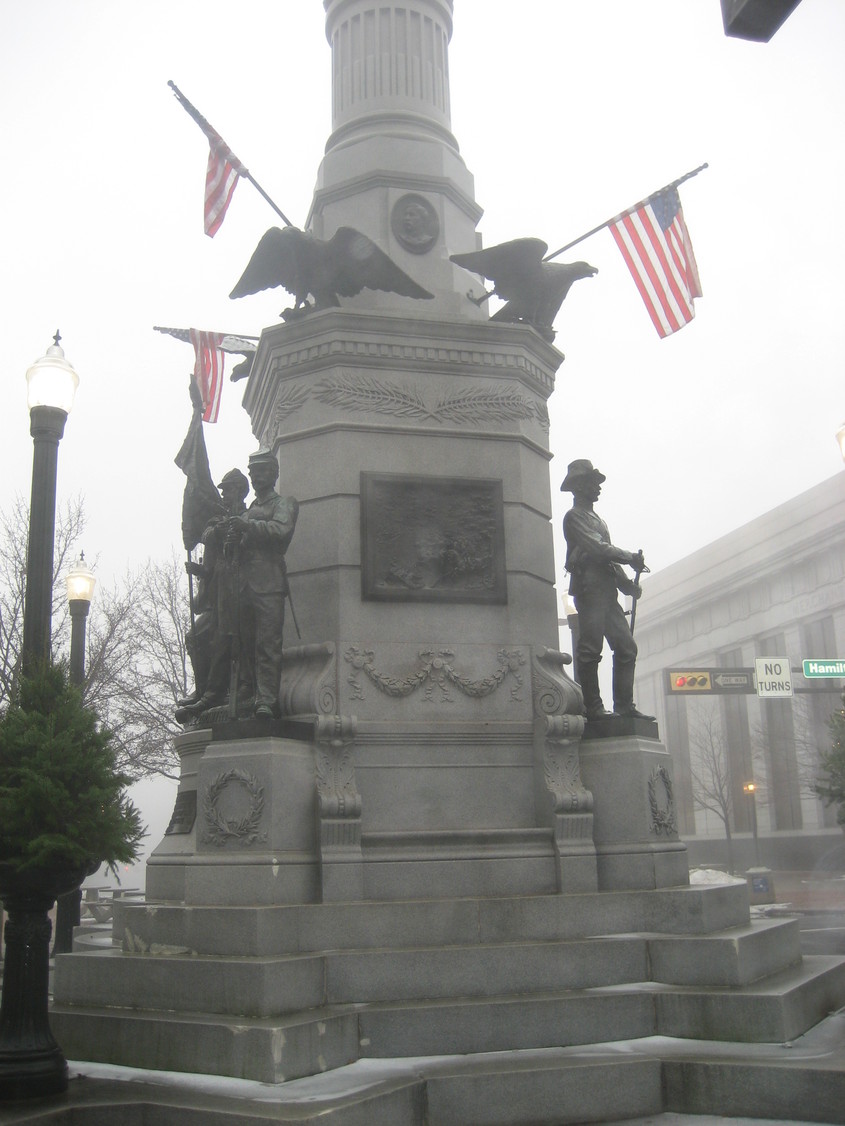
<box><xmin>581</xmin><ymin>714</ymin><xmax>659</xmax><ymax>741</ymax></box>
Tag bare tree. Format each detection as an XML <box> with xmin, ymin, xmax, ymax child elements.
<box><xmin>87</xmin><ymin>557</ymin><xmax>188</xmax><ymax>780</ymax></box>
<box><xmin>749</xmin><ymin>692</ymin><xmax>840</xmax><ymax>830</ymax></box>
<box><xmin>687</xmin><ymin>702</ymin><xmax>737</xmax><ymax>873</ymax></box>
<box><xmin>0</xmin><ymin>498</ymin><xmax>187</xmax><ymax>781</ymax></box>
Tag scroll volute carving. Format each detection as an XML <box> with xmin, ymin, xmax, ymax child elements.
<box><xmin>532</xmin><ymin>649</ymin><xmax>591</xmax><ymax>815</ymax></box>
<box><xmin>532</xmin><ymin>648</ymin><xmax>584</xmax><ymax>720</ymax></box>
<box><xmin>281</xmin><ymin>643</ymin><xmax>337</xmax><ymax>717</ymax></box>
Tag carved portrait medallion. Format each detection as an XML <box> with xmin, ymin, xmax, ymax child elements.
<box><xmin>391</xmin><ymin>193</ymin><xmax>439</xmax><ymax>254</ymax></box>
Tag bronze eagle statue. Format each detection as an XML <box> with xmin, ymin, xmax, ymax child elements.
<box><xmin>450</xmin><ymin>238</ymin><xmax>597</xmax><ymax>341</ymax></box>
<box><xmin>230</xmin><ymin>226</ymin><xmax>434</xmax><ymax>317</ymax></box>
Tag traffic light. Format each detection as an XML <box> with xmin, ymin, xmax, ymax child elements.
<box><xmin>668</xmin><ymin>671</ymin><xmax>712</xmax><ymax>692</ymax></box>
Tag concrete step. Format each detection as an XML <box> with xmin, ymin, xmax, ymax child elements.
<box><xmin>50</xmin><ymin>1002</ymin><xmax>362</xmax><ymax>1085</ymax></box>
<box><xmin>27</xmin><ymin>1016</ymin><xmax>845</xmax><ymax>1124</ymax></box>
<box><xmin>50</xmin><ymin>958</ymin><xmax>845</xmax><ymax>1085</ymax></box>
<box><xmin>54</xmin><ymin>920</ymin><xmax>802</xmax><ymax>1018</ymax></box>
<box><xmin>655</xmin><ymin>953</ymin><xmax>845</xmax><ymax>1044</ymax></box>
<box><xmin>112</xmin><ymin>881</ymin><xmax>751</xmax><ymax>957</ymax></box>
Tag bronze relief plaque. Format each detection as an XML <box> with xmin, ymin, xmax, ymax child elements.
<box><xmin>361</xmin><ymin>472</ymin><xmax>507</xmax><ymax>604</ymax></box>
<box><xmin>390</xmin><ymin>193</ymin><xmax>439</xmax><ymax>254</ymax></box>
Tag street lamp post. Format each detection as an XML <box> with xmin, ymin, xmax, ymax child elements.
<box><xmin>743</xmin><ymin>781</ymin><xmax>761</xmax><ymax>867</ymax></box>
<box><xmin>66</xmin><ymin>553</ymin><xmax>96</xmax><ymax>688</ymax></box>
<box><xmin>52</xmin><ymin>554</ymin><xmax>97</xmax><ymax>957</ymax></box>
<box><xmin>0</xmin><ymin>334</ymin><xmax>79</xmax><ymax>1100</ymax></box>
<box><xmin>21</xmin><ymin>333</ymin><xmax>79</xmax><ymax>670</ymax></box>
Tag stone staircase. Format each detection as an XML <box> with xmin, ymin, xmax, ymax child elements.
<box><xmin>50</xmin><ymin>880</ymin><xmax>845</xmax><ymax>1100</ymax></box>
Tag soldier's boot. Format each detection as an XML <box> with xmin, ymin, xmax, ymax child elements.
<box><xmin>612</xmin><ymin>661</ymin><xmax>655</xmax><ymax>721</ymax></box>
<box><xmin>578</xmin><ymin>662</ymin><xmax>615</xmax><ymax>720</ymax></box>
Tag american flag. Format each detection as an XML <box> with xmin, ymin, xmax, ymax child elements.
<box><xmin>609</xmin><ymin>187</ymin><xmax>702</xmax><ymax>338</ymax></box>
<box><xmin>204</xmin><ymin>130</ymin><xmax>247</xmax><ymax>238</ymax></box>
<box><xmin>190</xmin><ymin>329</ymin><xmax>225</xmax><ymax>423</ymax></box>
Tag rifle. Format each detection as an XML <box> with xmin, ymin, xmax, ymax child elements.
<box><xmin>223</xmin><ymin>515</ymin><xmax>243</xmax><ymax>721</ymax></box>
<box><xmin>629</xmin><ymin>550</ymin><xmax>649</xmax><ymax>636</ymax></box>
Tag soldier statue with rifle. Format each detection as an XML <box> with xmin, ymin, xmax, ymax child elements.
<box><xmin>222</xmin><ymin>449</ymin><xmax>299</xmax><ymax>719</ymax></box>
<box><xmin>561</xmin><ymin>459</ymin><xmax>653</xmax><ymax>723</ymax></box>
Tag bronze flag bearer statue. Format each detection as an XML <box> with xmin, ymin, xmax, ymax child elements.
<box><xmin>561</xmin><ymin>459</ymin><xmax>653</xmax><ymax>723</ymax></box>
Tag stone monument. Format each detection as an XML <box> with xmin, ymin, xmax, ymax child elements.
<box><xmin>49</xmin><ymin>4</ymin><xmax>845</xmax><ymax>1118</ymax></box>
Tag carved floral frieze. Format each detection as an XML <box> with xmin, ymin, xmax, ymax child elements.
<box><xmin>343</xmin><ymin>646</ymin><xmax>525</xmax><ymax>704</ymax></box>
<box><xmin>267</xmin><ymin>371</ymin><xmax>549</xmax><ymax>439</ymax></box>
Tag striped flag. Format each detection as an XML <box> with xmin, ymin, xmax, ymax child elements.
<box><xmin>609</xmin><ymin>187</ymin><xmax>702</xmax><ymax>338</ymax></box>
<box><xmin>174</xmin><ymin>379</ymin><xmax>224</xmax><ymax>551</ymax></box>
<box><xmin>204</xmin><ymin>130</ymin><xmax>247</xmax><ymax>238</ymax></box>
<box><xmin>189</xmin><ymin>330</ymin><xmax>225</xmax><ymax>423</ymax></box>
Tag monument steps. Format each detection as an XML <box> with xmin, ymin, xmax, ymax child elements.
<box><xmin>108</xmin><ymin>882</ymin><xmax>754</xmax><ymax>956</ymax></box>
<box><xmin>57</xmin><ymin>920</ymin><xmax>805</xmax><ymax>1016</ymax></box>
<box><xmin>17</xmin><ymin>1018</ymin><xmax>845</xmax><ymax>1124</ymax></box>
<box><xmin>50</xmin><ymin>937</ymin><xmax>845</xmax><ymax>1085</ymax></box>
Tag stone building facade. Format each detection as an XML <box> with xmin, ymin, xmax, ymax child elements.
<box><xmin>631</xmin><ymin>473</ymin><xmax>845</xmax><ymax>868</ymax></box>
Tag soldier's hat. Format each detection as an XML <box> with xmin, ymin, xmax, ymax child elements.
<box><xmin>247</xmin><ymin>448</ymin><xmax>277</xmax><ymax>471</ymax></box>
<box><xmin>217</xmin><ymin>468</ymin><xmax>249</xmax><ymax>494</ymax></box>
<box><xmin>560</xmin><ymin>459</ymin><xmax>606</xmax><ymax>491</ymax></box>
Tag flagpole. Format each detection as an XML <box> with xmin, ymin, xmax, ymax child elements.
<box><xmin>543</xmin><ymin>163</ymin><xmax>708</xmax><ymax>262</ymax></box>
<box><xmin>153</xmin><ymin>326</ymin><xmax>260</xmax><ymax>344</ymax></box>
<box><xmin>168</xmin><ymin>80</ymin><xmax>295</xmax><ymax>228</ymax></box>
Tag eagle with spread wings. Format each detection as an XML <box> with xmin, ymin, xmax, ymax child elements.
<box><xmin>230</xmin><ymin>226</ymin><xmax>433</xmax><ymax>317</ymax></box>
<box><xmin>450</xmin><ymin>238</ymin><xmax>597</xmax><ymax>341</ymax></box>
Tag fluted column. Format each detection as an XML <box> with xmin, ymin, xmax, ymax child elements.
<box><xmin>324</xmin><ymin>0</ymin><xmax>455</xmax><ymax>152</ymax></box>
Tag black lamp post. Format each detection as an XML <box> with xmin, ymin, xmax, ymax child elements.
<box><xmin>743</xmin><ymin>781</ymin><xmax>761</xmax><ymax>868</ymax></box>
<box><xmin>0</xmin><ymin>334</ymin><xmax>79</xmax><ymax>1100</ymax></box>
<box><xmin>66</xmin><ymin>553</ymin><xmax>96</xmax><ymax>689</ymax></box>
<box><xmin>52</xmin><ymin>554</ymin><xmax>97</xmax><ymax>957</ymax></box>
<box><xmin>20</xmin><ymin>333</ymin><xmax>79</xmax><ymax>670</ymax></box>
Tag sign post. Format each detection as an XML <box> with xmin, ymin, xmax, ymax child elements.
<box><xmin>754</xmin><ymin>657</ymin><xmax>792</xmax><ymax>699</ymax></box>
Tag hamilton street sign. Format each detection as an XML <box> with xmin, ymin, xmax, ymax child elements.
<box><xmin>803</xmin><ymin>659</ymin><xmax>845</xmax><ymax>679</ymax></box>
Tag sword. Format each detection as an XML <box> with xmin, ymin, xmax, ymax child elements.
<box><xmin>286</xmin><ymin>581</ymin><xmax>301</xmax><ymax>640</ymax></box>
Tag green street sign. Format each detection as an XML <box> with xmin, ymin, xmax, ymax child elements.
<box><xmin>803</xmin><ymin>659</ymin><xmax>845</xmax><ymax>679</ymax></box>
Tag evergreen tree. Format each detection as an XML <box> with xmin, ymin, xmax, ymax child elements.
<box><xmin>0</xmin><ymin>662</ymin><xmax>144</xmax><ymax>874</ymax></box>
<box><xmin>814</xmin><ymin>693</ymin><xmax>845</xmax><ymax>827</ymax></box>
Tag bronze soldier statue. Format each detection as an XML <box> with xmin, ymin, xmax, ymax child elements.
<box><xmin>178</xmin><ymin>468</ymin><xmax>250</xmax><ymax>720</ymax></box>
<box><xmin>561</xmin><ymin>459</ymin><xmax>653</xmax><ymax>722</ymax></box>
<box><xmin>224</xmin><ymin>450</ymin><xmax>299</xmax><ymax>718</ymax></box>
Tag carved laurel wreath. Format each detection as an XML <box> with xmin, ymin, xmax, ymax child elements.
<box><xmin>271</xmin><ymin>374</ymin><xmax>549</xmax><ymax>431</ymax></box>
<box><xmin>648</xmin><ymin>765</ymin><xmax>677</xmax><ymax>836</ymax></box>
<box><xmin>203</xmin><ymin>769</ymin><xmax>267</xmax><ymax>847</ymax></box>
<box><xmin>344</xmin><ymin>646</ymin><xmax>525</xmax><ymax>703</ymax></box>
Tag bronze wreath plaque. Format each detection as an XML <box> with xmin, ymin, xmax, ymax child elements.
<box><xmin>361</xmin><ymin>472</ymin><xmax>507</xmax><ymax>604</ymax></box>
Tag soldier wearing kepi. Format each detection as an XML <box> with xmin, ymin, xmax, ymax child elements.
<box><xmin>561</xmin><ymin>459</ymin><xmax>653</xmax><ymax>722</ymax></box>
<box><xmin>226</xmin><ymin>450</ymin><xmax>299</xmax><ymax>718</ymax></box>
